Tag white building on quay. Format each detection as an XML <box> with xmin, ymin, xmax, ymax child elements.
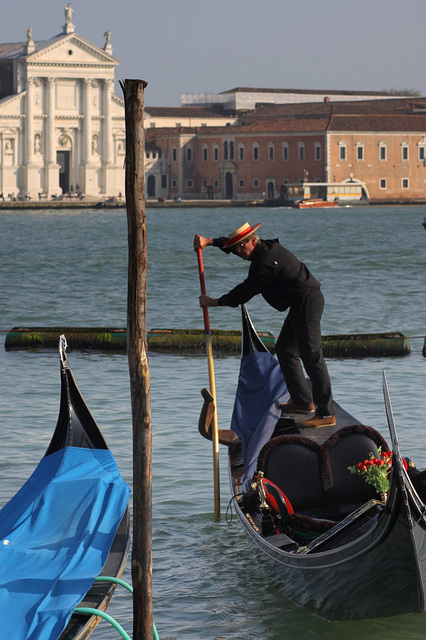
<box><xmin>0</xmin><ymin>4</ymin><xmax>126</xmax><ymax>200</ymax></box>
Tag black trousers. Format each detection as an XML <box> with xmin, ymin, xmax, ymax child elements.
<box><xmin>275</xmin><ymin>289</ymin><xmax>335</xmax><ymax>417</ymax></box>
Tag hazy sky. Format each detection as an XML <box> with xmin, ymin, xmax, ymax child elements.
<box><xmin>4</xmin><ymin>0</ymin><xmax>426</xmax><ymax>106</ymax></box>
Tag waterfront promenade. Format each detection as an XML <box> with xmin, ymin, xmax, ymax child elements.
<box><xmin>1</xmin><ymin>197</ymin><xmax>426</xmax><ymax>210</ymax></box>
<box><xmin>0</xmin><ymin>198</ymin><xmax>263</xmax><ymax>210</ymax></box>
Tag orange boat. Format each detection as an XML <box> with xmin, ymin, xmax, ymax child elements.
<box><xmin>293</xmin><ymin>198</ymin><xmax>339</xmax><ymax>209</ymax></box>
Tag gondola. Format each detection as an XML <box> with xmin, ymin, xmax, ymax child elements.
<box><xmin>0</xmin><ymin>336</ymin><xmax>131</xmax><ymax>640</ymax></box>
<box><xmin>199</xmin><ymin>306</ymin><xmax>426</xmax><ymax>620</ymax></box>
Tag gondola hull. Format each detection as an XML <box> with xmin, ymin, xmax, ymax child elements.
<box><xmin>218</xmin><ymin>306</ymin><xmax>426</xmax><ymax>620</ymax></box>
<box><xmin>0</xmin><ymin>336</ymin><xmax>130</xmax><ymax>640</ymax></box>
<box><xmin>230</xmin><ymin>455</ymin><xmax>425</xmax><ymax>619</ymax></box>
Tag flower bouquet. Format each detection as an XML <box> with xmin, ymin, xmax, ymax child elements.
<box><xmin>348</xmin><ymin>448</ymin><xmax>393</xmax><ymax>501</ymax></box>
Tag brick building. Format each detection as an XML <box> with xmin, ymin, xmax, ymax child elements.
<box><xmin>145</xmin><ymin>98</ymin><xmax>426</xmax><ymax>203</ymax></box>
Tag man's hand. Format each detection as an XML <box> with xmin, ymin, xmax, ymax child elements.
<box><xmin>199</xmin><ymin>295</ymin><xmax>219</xmax><ymax>307</ymax></box>
<box><xmin>193</xmin><ymin>235</ymin><xmax>213</xmax><ymax>251</ymax></box>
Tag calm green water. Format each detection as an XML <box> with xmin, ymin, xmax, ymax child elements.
<box><xmin>1</xmin><ymin>205</ymin><xmax>426</xmax><ymax>639</ymax></box>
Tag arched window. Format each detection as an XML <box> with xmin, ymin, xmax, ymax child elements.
<box><xmin>282</xmin><ymin>143</ymin><xmax>289</xmax><ymax>161</ymax></box>
<box><xmin>314</xmin><ymin>142</ymin><xmax>321</xmax><ymax>161</ymax></box>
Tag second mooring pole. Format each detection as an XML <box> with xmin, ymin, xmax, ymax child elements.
<box><xmin>120</xmin><ymin>78</ymin><xmax>153</xmax><ymax>640</ymax></box>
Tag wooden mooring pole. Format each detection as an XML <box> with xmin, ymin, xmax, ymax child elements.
<box><xmin>120</xmin><ymin>79</ymin><xmax>153</xmax><ymax>640</ymax></box>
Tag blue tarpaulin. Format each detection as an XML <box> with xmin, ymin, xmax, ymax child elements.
<box><xmin>0</xmin><ymin>446</ymin><xmax>130</xmax><ymax>640</ymax></box>
<box><xmin>230</xmin><ymin>349</ymin><xmax>289</xmax><ymax>479</ymax></box>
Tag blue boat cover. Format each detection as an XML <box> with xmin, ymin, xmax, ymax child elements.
<box><xmin>0</xmin><ymin>446</ymin><xmax>130</xmax><ymax>640</ymax></box>
<box><xmin>230</xmin><ymin>349</ymin><xmax>289</xmax><ymax>479</ymax></box>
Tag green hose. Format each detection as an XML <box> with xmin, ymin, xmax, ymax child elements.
<box><xmin>75</xmin><ymin>576</ymin><xmax>159</xmax><ymax>640</ymax></box>
<box><xmin>74</xmin><ymin>608</ymin><xmax>132</xmax><ymax>640</ymax></box>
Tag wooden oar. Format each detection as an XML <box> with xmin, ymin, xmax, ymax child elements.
<box><xmin>196</xmin><ymin>248</ymin><xmax>221</xmax><ymax>522</ymax></box>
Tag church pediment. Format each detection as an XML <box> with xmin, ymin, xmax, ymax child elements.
<box><xmin>27</xmin><ymin>34</ymin><xmax>119</xmax><ymax>67</ymax></box>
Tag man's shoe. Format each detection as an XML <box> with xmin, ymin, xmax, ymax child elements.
<box><xmin>299</xmin><ymin>415</ymin><xmax>336</xmax><ymax>428</ymax></box>
<box><xmin>279</xmin><ymin>401</ymin><xmax>315</xmax><ymax>414</ymax></box>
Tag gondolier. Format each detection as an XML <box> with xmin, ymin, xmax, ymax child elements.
<box><xmin>194</xmin><ymin>222</ymin><xmax>335</xmax><ymax>428</ymax></box>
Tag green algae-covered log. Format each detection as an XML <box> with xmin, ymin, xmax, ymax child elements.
<box><xmin>5</xmin><ymin>327</ymin><xmax>411</xmax><ymax>356</ymax></box>
<box><xmin>4</xmin><ymin>327</ymin><xmax>275</xmax><ymax>352</ymax></box>
<box><xmin>322</xmin><ymin>331</ymin><xmax>410</xmax><ymax>358</ymax></box>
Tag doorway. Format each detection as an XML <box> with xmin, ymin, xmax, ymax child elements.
<box><xmin>225</xmin><ymin>172</ymin><xmax>233</xmax><ymax>198</ymax></box>
<box><xmin>147</xmin><ymin>174</ymin><xmax>156</xmax><ymax>197</ymax></box>
<box><xmin>267</xmin><ymin>181</ymin><xmax>275</xmax><ymax>199</ymax></box>
<box><xmin>57</xmin><ymin>151</ymin><xmax>70</xmax><ymax>194</ymax></box>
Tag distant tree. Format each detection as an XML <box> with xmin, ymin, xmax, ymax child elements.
<box><xmin>386</xmin><ymin>87</ymin><xmax>421</xmax><ymax>97</ymax></box>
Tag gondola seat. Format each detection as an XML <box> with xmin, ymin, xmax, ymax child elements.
<box><xmin>322</xmin><ymin>425</ymin><xmax>390</xmax><ymax>517</ymax></box>
<box><xmin>256</xmin><ymin>425</ymin><xmax>390</xmax><ymax>528</ymax></box>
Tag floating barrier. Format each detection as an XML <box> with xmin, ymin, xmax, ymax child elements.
<box><xmin>5</xmin><ymin>327</ymin><xmax>411</xmax><ymax>357</ymax></box>
<box><xmin>4</xmin><ymin>327</ymin><xmax>275</xmax><ymax>352</ymax></box>
<box><xmin>321</xmin><ymin>331</ymin><xmax>410</xmax><ymax>358</ymax></box>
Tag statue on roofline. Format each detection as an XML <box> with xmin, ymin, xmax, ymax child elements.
<box><xmin>65</xmin><ymin>3</ymin><xmax>73</xmax><ymax>24</ymax></box>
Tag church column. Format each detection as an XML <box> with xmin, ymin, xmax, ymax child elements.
<box><xmin>44</xmin><ymin>77</ymin><xmax>60</xmax><ymax>195</ymax></box>
<box><xmin>25</xmin><ymin>77</ymin><xmax>34</xmax><ymax>165</ymax></box>
<box><xmin>23</xmin><ymin>76</ymin><xmax>40</xmax><ymax>196</ymax></box>
<box><xmin>83</xmin><ymin>78</ymin><xmax>92</xmax><ymax>163</ymax></box>
<box><xmin>81</xmin><ymin>78</ymin><xmax>94</xmax><ymax>195</ymax></box>
<box><xmin>47</xmin><ymin>78</ymin><xmax>56</xmax><ymax>164</ymax></box>
<box><xmin>102</xmin><ymin>78</ymin><xmax>114</xmax><ymax>195</ymax></box>
<box><xmin>103</xmin><ymin>79</ymin><xmax>113</xmax><ymax>165</ymax></box>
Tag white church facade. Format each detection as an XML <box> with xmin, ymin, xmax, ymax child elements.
<box><xmin>0</xmin><ymin>4</ymin><xmax>126</xmax><ymax>199</ymax></box>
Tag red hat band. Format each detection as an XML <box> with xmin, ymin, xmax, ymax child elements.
<box><xmin>223</xmin><ymin>222</ymin><xmax>261</xmax><ymax>248</ymax></box>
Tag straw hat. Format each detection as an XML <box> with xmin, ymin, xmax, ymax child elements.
<box><xmin>223</xmin><ymin>222</ymin><xmax>262</xmax><ymax>248</ymax></box>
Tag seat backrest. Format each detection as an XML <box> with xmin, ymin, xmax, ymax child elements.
<box><xmin>322</xmin><ymin>425</ymin><xmax>390</xmax><ymax>506</ymax></box>
<box><xmin>257</xmin><ymin>436</ymin><xmax>324</xmax><ymax>512</ymax></box>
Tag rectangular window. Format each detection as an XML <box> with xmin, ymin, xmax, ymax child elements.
<box><xmin>186</xmin><ymin>148</ymin><xmax>192</xmax><ymax>162</ymax></box>
<box><xmin>186</xmin><ymin>179</ymin><xmax>193</xmax><ymax>188</ymax></box>
<box><xmin>402</xmin><ymin>146</ymin><xmax>409</xmax><ymax>160</ymax></box>
<box><xmin>239</xmin><ymin>179</ymin><xmax>245</xmax><ymax>187</ymax></box>
<box><xmin>161</xmin><ymin>175</ymin><xmax>167</xmax><ymax>188</ymax></box>
<box><xmin>202</xmin><ymin>147</ymin><xmax>208</xmax><ymax>162</ymax></box>
<box><xmin>268</xmin><ymin>146</ymin><xmax>274</xmax><ymax>161</ymax></box>
<box><xmin>172</xmin><ymin>178</ymin><xmax>177</xmax><ymax>188</ymax></box>
<box><xmin>239</xmin><ymin>146</ymin><xmax>245</xmax><ymax>161</ymax></box>
<box><xmin>213</xmin><ymin>179</ymin><xmax>219</xmax><ymax>187</ymax></box>
<box><xmin>253</xmin><ymin>178</ymin><xmax>259</xmax><ymax>187</ymax></box>
<box><xmin>380</xmin><ymin>146</ymin><xmax>387</xmax><ymax>161</ymax></box>
<box><xmin>357</xmin><ymin>146</ymin><xmax>364</xmax><ymax>160</ymax></box>
<box><xmin>282</xmin><ymin>145</ymin><xmax>289</xmax><ymax>161</ymax></box>
<box><xmin>298</xmin><ymin>146</ymin><xmax>305</xmax><ymax>161</ymax></box>
<box><xmin>402</xmin><ymin>178</ymin><xmax>409</xmax><ymax>188</ymax></box>
<box><xmin>253</xmin><ymin>146</ymin><xmax>259</xmax><ymax>161</ymax></box>
<box><xmin>419</xmin><ymin>147</ymin><xmax>426</xmax><ymax>160</ymax></box>
<box><xmin>172</xmin><ymin>148</ymin><xmax>177</xmax><ymax>162</ymax></box>
<box><xmin>213</xmin><ymin>147</ymin><xmax>219</xmax><ymax>161</ymax></box>
<box><xmin>339</xmin><ymin>146</ymin><xmax>347</xmax><ymax>161</ymax></box>
<box><xmin>380</xmin><ymin>179</ymin><xmax>387</xmax><ymax>189</ymax></box>
<box><xmin>315</xmin><ymin>145</ymin><xmax>321</xmax><ymax>161</ymax></box>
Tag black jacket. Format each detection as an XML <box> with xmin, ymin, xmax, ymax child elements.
<box><xmin>215</xmin><ymin>238</ymin><xmax>320</xmax><ymax>311</ymax></box>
